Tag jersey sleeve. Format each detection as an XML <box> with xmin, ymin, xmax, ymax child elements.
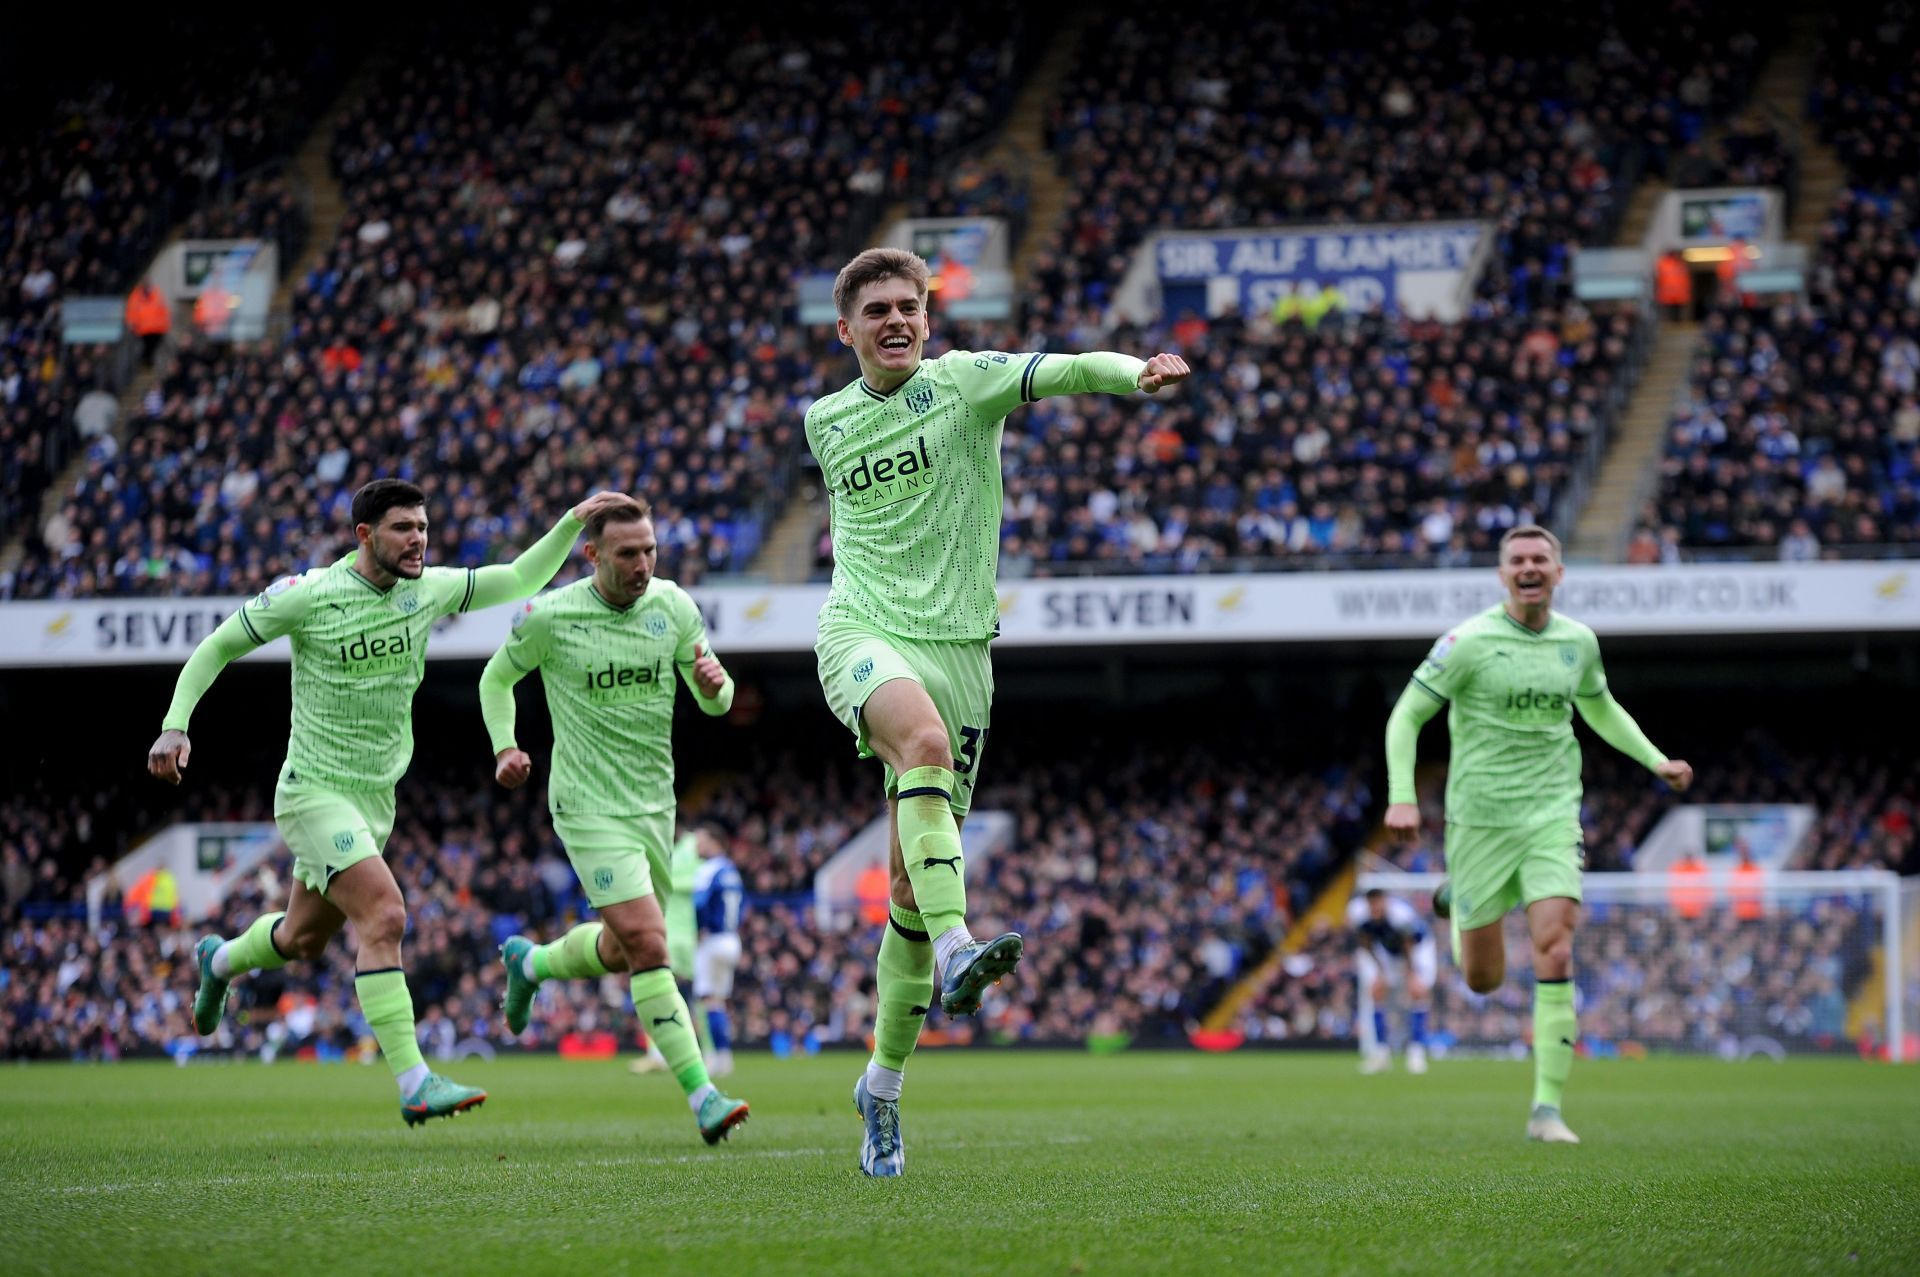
<box><xmin>1574</xmin><ymin>626</ymin><xmax>1608</xmax><ymax>698</ymax></box>
<box><xmin>422</xmin><ymin>566</ymin><xmax>479</xmax><ymax>618</ymax></box>
<box><xmin>946</xmin><ymin>349</ymin><xmax>1148</xmax><ymax>422</ymax></box>
<box><xmin>945</xmin><ymin>350</ymin><xmax>1040</xmax><ymax>421</ymax></box>
<box><xmin>671</xmin><ymin>588</ymin><xmax>711</xmax><ymax>664</ymax></box>
<box><xmin>233</xmin><ymin>572</ymin><xmax>315</xmax><ymax>646</ymax></box>
<box><xmin>498</xmin><ymin>598</ymin><xmax>553</xmax><ymax>673</ymax></box>
<box><xmin>1410</xmin><ymin>626</ymin><xmax>1478</xmax><ymax>702</ymax></box>
<box><xmin>672</xmin><ymin>588</ymin><xmax>734</xmax><ymax>715</ymax></box>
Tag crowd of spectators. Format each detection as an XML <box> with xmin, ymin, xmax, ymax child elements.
<box><xmin>1631</xmin><ymin>9</ymin><xmax>1920</xmax><ymax>561</ymax></box>
<box><xmin>16</xmin><ymin>0</ymin><xmax>1808</xmax><ymax>596</ymax></box>
<box><xmin>0</xmin><ymin>20</ymin><xmax>341</xmax><ymax>549</ymax></box>
<box><xmin>1639</xmin><ymin>186</ymin><xmax>1920</xmax><ymax>559</ymax></box>
<box><xmin>1292</xmin><ymin>892</ymin><xmax>1875</xmax><ymax>1057</ymax></box>
<box><xmin>4</xmin><ymin>691</ymin><xmax>1913</xmax><ymax>1062</ymax></box>
<box><xmin>1241</xmin><ymin>730</ymin><xmax>1914</xmax><ymax>1051</ymax></box>
<box><xmin>9</xmin><ymin>5</ymin><xmax>1040</xmax><ymax>599</ymax></box>
<box><xmin>812</xmin><ymin>302</ymin><xmax>1637</xmax><ymax>576</ymax></box>
<box><xmin>1029</xmin><ymin>1</ymin><xmax>1763</xmax><ymax>328</ymax></box>
<box><xmin>0</xmin><ymin>728</ymin><xmax>1374</xmax><ymax>1060</ymax></box>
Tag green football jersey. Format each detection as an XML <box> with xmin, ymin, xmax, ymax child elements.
<box><xmin>234</xmin><ymin>554</ymin><xmax>480</xmax><ymax>791</ymax></box>
<box><xmin>494</xmin><ymin>576</ymin><xmax>712</xmax><ymax>817</ymax></box>
<box><xmin>806</xmin><ymin>349</ymin><xmax>1143</xmax><ymax>641</ymax></box>
<box><xmin>1408</xmin><ymin>606</ymin><xmax>1608</xmax><ymax>828</ymax></box>
<box><xmin>667</xmin><ymin>832</ymin><xmax>699</xmax><ymax>958</ymax></box>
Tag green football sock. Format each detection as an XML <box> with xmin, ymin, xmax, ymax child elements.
<box><xmin>873</xmin><ymin>904</ymin><xmax>934</xmax><ymax>1073</ymax></box>
<box><xmin>632</xmin><ymin>967</ymin><xmax>708</xmax><ymax>1096</ymax></box>
<box><xmin>688</xmin><ymin>988</ymin><xmax>715</xmax><ymax>1056</ymax></box>
<box><xmin>222</xmin><ymin>911</ymin><xmax>290</xmax><ymax>975</ymax></box>
<box><xmin>1533</xmin><ymin>978</ymin><xmax>1577</xmax><ymax>1109</ymax></box>
<box><xmin>896</xmin><ymin>766</ymin><xmax>967</xmax><ymax>938</ymax></box>
<box><xmin>532</xmin><ymin>922</ymin><xmax>611</xmax><ymax>981</ymax></box>
<box><xmin>354</xmin><ymin>968</ymin><xmax>425</xmax><ymax>1076</ymax></box>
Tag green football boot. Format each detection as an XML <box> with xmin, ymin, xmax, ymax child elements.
<box><xmin>499</xmin><ymin>936</ymin><xmax>538</xmax><ymax>1035</ymax></box>
<box><xmin>696</xmin><ymin>1089</ymin><xmax>749</xmax><ymax>1145</ymax></box>
<box><xmin>401</xmin><ymin>1073</ymin><xmax>488</xmax><ymax>1127</ymax></box>
<box><xmin>191</xmin><ymin>935</ymin><xmax>231</xmax><ymax>1036</ymax></box>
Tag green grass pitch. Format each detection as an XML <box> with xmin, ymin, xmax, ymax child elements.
<box><xmin>3</xmin><ymin>1053</ymin><xmax>1916</xmax><ymax>1275</ymax></box>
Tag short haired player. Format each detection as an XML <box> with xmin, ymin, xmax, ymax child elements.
<box><xmin>1383</xmin><ymin>526</ymin><xmax>1693</xmax><ymax>1143</ymax></box>
<box><xmin>808</xmin><ymin>247</ymin><xmax>1190</xmax><ymax>1175</ymax></box>
<box><xmin>481</xmin><ymin>497</ymin><xmax>748</xmax><ymax>1144</ymax></box>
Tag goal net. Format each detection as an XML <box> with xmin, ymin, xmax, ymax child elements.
<box><xmin>1355</xmin><ymin>869</ymin><xmax>1909</xmax><ymax>1062</ymax></box>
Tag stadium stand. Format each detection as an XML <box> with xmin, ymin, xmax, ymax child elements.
<box><xmin>9</xmin><ymin>6</ymin><xmax>1041</xmax><ymax>599</ymax></box>
<box><xmin>0</xmin><ymin>731</ymin><xmax>1374</xmax><ymax>1059</ymax></box>
<box><xmin>0</xmin><ymin>19</ymin><xmax>342</xmax><ymax>549</ymax></box>
<box><xmin>1641</xmin><ymin>8</ymin><xmax>1920</xmax><ymax>559</ymax></box>
<box><xmin>1031</xmin><ymin>1</ymin><xmax>1765</xmax><ymax>324</ymax></box>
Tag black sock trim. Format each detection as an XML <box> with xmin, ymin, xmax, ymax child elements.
<box><xmin>355</xmin><ymin>966</ymin><xmax>404</xmax><ymax>977</ymax></box>
<box><xmin>634</xmin><ymin>965</ymin><xmax>671</xmax><ymax>976</ymax></box>
<box><xmin>896</xmin><ymin>785</ymin><xmax>951</xmax><ymax>801</ymax></box>
<box><xmin>1536</xmin><ymin>977</ymin><xmax>1571</xmax><ymax>984</ymax></box>
<box><xmin>889</xmin><ymin>917</ymin><xmax>931</xmax><ymax>942</ymax></box>
<box><xmin>267</xmin><ymin>918</ymin><xmax>291</xmax><ymax>961</ymax></box>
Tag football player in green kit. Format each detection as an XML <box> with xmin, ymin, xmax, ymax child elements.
<box><xmin>1384</xmin><ymin>526</ymin><xmax>1695</xmax><ymax>1144</ymax></box>
<box><xmin>806</xmin><ymin>247</ymin><xmax>1191</xmax><ymax>1176</ymax></box>
<box><xmin>481</xmin><ymin>497</ymin><xmax>748</xmax><ymax>1145</ymax></box>
<box><xmin>149</xmin><ymin>480</ymin><xmax>631</xmax><ymax>1125</ymax></box>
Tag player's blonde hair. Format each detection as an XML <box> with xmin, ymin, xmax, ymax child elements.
<box><xmin>833</xmin><ymin>248</ymin><xmax>930</xmax><ymax>317</ymax></box>
<box><xmin>1498</xmin><ymin>525</ymin><xmax>1562</xmax><ymax>559</ymax></box>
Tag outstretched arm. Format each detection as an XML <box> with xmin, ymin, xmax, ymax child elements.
<box><xmin>1576</xmin><ymin>689</ymin><xmax>1693</xmax><ymax>790</ymax></box>
<box><xmin>949</xmin><ymin>349</ymin><xmax>1193</xmax><ymax>420</ymax></box>
<box><xmin>149</xmin><ymin>615</ymin><xmax>258</xmax><ymax>783</ymax></box>
<box><xmin>464</xmin><ymin>493</ymin><xmax>632</xmax><ymax>611</ymax></box>
<box><xmin>1383</xmin><ymin>681</ymin><xmax>1445</xmax><ymax>838</ymax></box>
<box><xmin>1028</xmin><ymin>350</ymin><xmax>1191</xmax><ymax>400</ymax></box>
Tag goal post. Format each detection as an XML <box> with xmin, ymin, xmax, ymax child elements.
<box><xmin>1355</xmin><ymin>869</ymin><xmax>1907</xmax><ymax>1063</ymax></box>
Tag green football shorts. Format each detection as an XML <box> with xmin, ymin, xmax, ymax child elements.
<box><xmin>553</xmin><ymin>810</ymin><xmax>674</xmax><ymax>909</ymax></box>
<box><xmin>1443</xmin><ymin>816</ymin><xmax>1585</xmax><ymax>932</ymax></box>
<box><xmin>817</xmin><ymin>620</ymin><xmax>993</xmax><ymax>817</ymax></box>
<box><xmin>273</xmin><ymin>769</ymin><xmax>393</xmax><ymax>896</ymax></box>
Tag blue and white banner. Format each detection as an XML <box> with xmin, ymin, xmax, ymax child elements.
<box><xmin>1</xmin><ymin>563</ymin><xmax>1913</xmax><ymax>665</ymax></box>
<box><xmin>1143</xmin><ymin>223</ymin><xmax>1488</xmax><ymax>323</ymax></box>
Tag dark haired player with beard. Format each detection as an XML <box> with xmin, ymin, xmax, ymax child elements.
<box><xmin>1383</xmin><ymin>526</ymin><xmax>1694</xmax><ymax>1144</ymax></box>
<box><xmin>148</xmin><ymin>479</ymin><xmax>630</xmax><ymax>1124</ymax></box>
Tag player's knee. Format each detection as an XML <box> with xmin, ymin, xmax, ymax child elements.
<box><xmin>619</xmin><ymin>927</ymin><xmax>669</xmax><ymax>972</ymax></box>
<box><xmin>357</xmin><ymin>900</ymin><xmax>408</xmax><ymax>949</ymax></box>
<box><xmin>1465</xmin><ymin>967</ymin><xmax>1502</xmax><ymax>995</ymax></box>
<box><xmin>280</xmin><ymin>924</ymin><xmax>332</xmax><ymax>962</ymax></box>
<box><xmin>889</xmin><ymin>870</ymin><xmax>918</xmax><ymax>912</ymax></box>
<box><xmin>900</xmin><ymin>724</ymin><xmax>954</xmax><ymax>773</ymax></box>
<box><xmin>1533</xmin><ymin>934</ymin><xmax>1574</xmax><ymax>979</ymax></box>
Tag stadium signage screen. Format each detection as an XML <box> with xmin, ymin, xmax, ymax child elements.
<box><xmin>0</xmin><ymin>564</ymin><xmax>1912</xmax><ymax>665</ymax></box>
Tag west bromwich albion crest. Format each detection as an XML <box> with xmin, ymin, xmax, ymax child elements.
<box><xmin>906</xmin><ymin>384</ymin><xmax>935</xmax><ymax>414</ymax></box>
